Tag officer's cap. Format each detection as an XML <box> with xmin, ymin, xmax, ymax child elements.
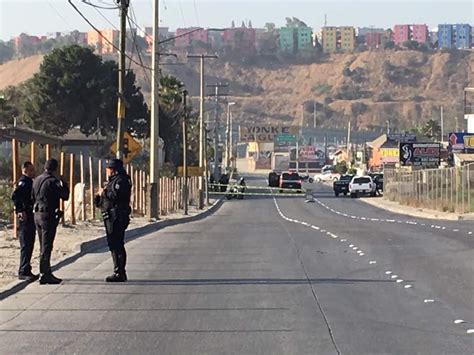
<box><xmin>44</xmin><ymin>159</ymin><xmax>58</xmax><ymax>172</ymax></box>
<box><xmin>105</xmin><ymin>159</ymin><xmax>124</xmax><ymax>170</ymax></box>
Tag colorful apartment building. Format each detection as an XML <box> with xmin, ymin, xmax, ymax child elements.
<box><xmin>365</xmin><ymin>32</ymin><xmax>383</xmax><ymax>48</ymax></box>
<box><xmin>13</xmin><ymin>33</ymin><xmax>42</xmax><ymax>54</ymax></box>
<box><xmin>87</xmin><ymin>29</ymin><xmax>119</xmax><ymax>54</ymax></box>
<box><xmin>87</xmin><ymin>30</ymin><xmax>102</xmax><ymax>54</ymax></box>
<box><xmin>175</xmin><ymin>28</ymin><xmax>209</xmax><ymax>48</ymax></box>
<box><xmin>139</xmin><ymin>27</ymin><xmax>170</xmax><ymax>53</ymax></box>
<box><xmin>222</xmin><ymin>27</ymin><xmax>256</xmax><ymax>54</ymax></box>
<box><xmin>393</xmin><ymin>24</ymin><xmax>428</xmax><ymax>46</ymax></box>
<box><xmin>278</xmin><ymin>27</ymin><xmax>295</xmax><ymax>53</ymax></box>
<box><xmin>297</xmin><ymin>27</ymin><xmax>313</xmax><ymax>51</ymax></box>
<box><xmin>321</xmin><ymin>26</ymin><xmax>338</xmax><ymax>53</ymax></box>
<box><xmin>438</xmin><ymin>24</ymin><xmax>472</xmax><ymax>49</ymax></box>
<box><xmin>279</xmin><ymin>26</ymin><xmax>313</xmax><ymax>53</ymax></box>
<box><xmin>321</xmin><ymin>26</ymin><xmax>355</xmax><ymax>53</ymax></box>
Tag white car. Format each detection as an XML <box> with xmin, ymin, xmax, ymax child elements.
<box><xmin>349</xmin><ymin>175</ymin><xmax>377</xmax><ymax>198</ymax></box>
<box><xmin>313</xmin><ymin>170</ymin><xmax>341</xmax><ymax>182</ymax></box>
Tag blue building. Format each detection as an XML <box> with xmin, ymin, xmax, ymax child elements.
<box><xmin>438</xmin><ymin>24</ymin><xmax>453</xmax><ymax>48</ymax></box>
<box><xmin>455</xmin><ymin>24</ymin><xmax>471</xmax><ymax>49</ymax></box>
<box><xmin>437</xmin><ymin>24</ymin><xmax>472</xmax><ymax>49</ymax></box>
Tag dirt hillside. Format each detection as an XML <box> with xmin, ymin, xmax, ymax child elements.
<box><xmin>1</xmin><ymin>50</ymin><xmax>472</xmax><ymax>132</ymax></box>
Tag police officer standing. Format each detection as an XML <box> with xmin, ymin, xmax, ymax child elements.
<box><xmin>11</xmin><ymin>161</ymin><xmax>37</xmax><ymax>281</ymax></box>
<box><xmin>95</xmin><ymin>159</ymin><xmax>132</xmax><ymax>282</ymax></box>
<box><xmin>32</xmin><ymin>159</ymin><xmax>69</xmax><ymax>285</ymax></box>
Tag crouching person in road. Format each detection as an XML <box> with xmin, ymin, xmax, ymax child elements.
<box><xmin>95</xmin><ymin>159</ymin><xmax>132</xmax><ymax>282</ymax></box>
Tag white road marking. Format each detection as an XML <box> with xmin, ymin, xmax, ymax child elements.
<box><xmin>466</xmin><ymin>329</ymin><xmax>474</xmax><ymax>334</ymax></box>
<box><xmin>391</xmin><ymin>275</ymin><xmax>398</xmax><ymax>279</ymax></box>
<box><xmin>453</xmin><ymin>229</ymin><xmax>459</xmax><ymax>232</ymax></box>
<box><xmin>404</xmin><ymin>284</ymin><xmax>412</xmax><ymax>289</ymax></box>
<box><xmin>352</xmin><ymin>247</ymin><xmax>358</xmax><ymax>250</ymax></box>
<box><xmin>369</xmin><ymin>261</ymin><xmax>377</xmax><ymax>264</ymax></box>
<box><xmin>349</xmin><ymin>244</ymin><xmax>354</xmax><ymax>248</ymax></box>
<box><xmin>311</xmin><ymin>226</ymin><xmax>320</xmax><ymax>230</ymax></box>
<box><xmin>424</xmin><ymin>299</ymin><xmax>435</xmax><ymax>303</ymax></box>
<box><xmin>359</xmin><ymin>253</ymin><xmax>365</xmax><ymax>256</ymax></box>
<box><xmin>385</xmin><ymin>271</ymin><xmax>392</xmax><ymax>275</ymax></box>
<box><xmin>454</xmin><ymin>319</ymin><xmax>465</xmax><ymax>324</ymax></box>
<box><xmin>469</xmin><ymin>232</ymin><xmax>473</xmax><ymax>235</ymax></box>
<box><xmin>396</xmin><ymin>279</ymin><xmax>404</xmax><ymax>283</ymax></box>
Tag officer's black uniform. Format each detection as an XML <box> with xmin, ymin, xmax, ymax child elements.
<box><xmin>11</xmin><ymin>173</ymin><xmax>36</xmax><ymax>279</ymax></box>
<box><xmin>95</xmin><ymin>159</ymin><xmax>132</xmax><ymax>282</ymax></box>
<box><xmin>32</xmin><ymin>160</ymin><xmax>69</xmax><ymax>284</ymax></box>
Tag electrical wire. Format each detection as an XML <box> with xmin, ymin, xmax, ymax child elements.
<box><xmin>127</xmin><ymin>7</ymin><xmax>151</xmax><ymax>87</ymax></box>
<box><xmin>177</xmin><ymin>0</ymin><xmax>187</xmax><ymax>28</ymax></box>
<box><xmin>46</xmin><ymin>0</ymin><xmax>71</xmax><ymax>27</ymax></box>
<box><xmin>68</xmin><ymin>0</ymin><xmax>154</xmax><ymax>71</ymax></box>
<box><xmin>192</xmin><ymin>0</ymin><xmax>200</xmax><ymax>27</ymax></box>
<box><xmin>81</xmin><ymin>0</ymin><xmax>119</xmax><ymax>10</ymax></box>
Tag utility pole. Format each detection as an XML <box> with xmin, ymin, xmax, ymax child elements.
<box><xmin>182</xmin><ymin>90</ymin><xmax>188</xmax><ymax>215</ymax></box>
<box><xmin>187</xmin><ymin>54</ymin><xmax>218</xmax><ymax>207</ymax></box>
<box><xmin>207</xmin><ymin>83</ymin><xmax>228</xmax><ymax>183</ymax></box>
<box><xmin>347</xmin><ymin>120</ymin><xmax>352</xmax><ymax>161</ymax></box>
<box><xmin>313</xmin><ymin>100</ymin><xmax>317</xmax><ymax>129</ymax></box>
<box><xmin>226</xmin><ymin>102</ymin><xmax>236</xmax><ymax>172</ymax></box>
<box><xmin>440</xmin><ymin>105</ymin><xmax>444</xmax><ymax>142</ymax></box>
<box><xmin>148</xmin><ymin>0</ymin><xmax>160</xmax><ymax>220</ymax></box>
<box><xmin>115</xmin><ymin>0</ymin><xmax>129</xmax><ymax>159</ymax></box>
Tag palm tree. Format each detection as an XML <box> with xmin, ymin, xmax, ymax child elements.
<box><xmin>421</xmin><ymin>119</ymin><xmax>441</xmax><ymax>140</ymax></box>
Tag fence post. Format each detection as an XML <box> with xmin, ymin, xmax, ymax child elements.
<box><xmin>30</xmin><ymin>142</ymin><xmax>36</xmax><ymax>166</ymax></box>
<box><xmin>12</xmin><ymin>138</ymin><xmax>19</xmax><ymax>238</ymax></box>
<box><xmin>80</xmin><ymin>153</ymin><xmax>86</xmax><ymax>221</ymax></box>
<box><xmin>69</xmin><ymin>153</ymin><xmax>76</xmax><ymax>225</ymax></box>
<box><xmin>142</xmin><ymin>171</ymin><xmax>147</xmax><ymax>216</ymax></box>
<box><xmin>89</xmin><ymin>156</ymin><xmax>95</xmax><ymax>220</ymax></box>
<box><xmin>60</xmin><ymin>151</ymin><xmax>66</xmax><ymax>226</ymax></box>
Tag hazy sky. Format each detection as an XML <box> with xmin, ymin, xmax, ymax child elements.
<box><xmin>0</xmin><ymin>0</ymin><xmax>473</xmax><ymax>40</ymax></box>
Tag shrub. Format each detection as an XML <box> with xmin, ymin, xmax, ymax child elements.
<box><xmin>311</xmin><ymin>83</ymin><xmax>332</xmax><ymax>95</ymax></box>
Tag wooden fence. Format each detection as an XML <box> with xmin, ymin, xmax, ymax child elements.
<box><xmin>8</xmin><ymin>139</ymin><xmax>201</xmax><ymax>231</ymax></box>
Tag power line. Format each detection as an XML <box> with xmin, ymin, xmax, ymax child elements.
<box><xmin>46</xmin><ymin>0</ymin><xmax>71</xmax><ymax>28</ymax></box>
<box><xmin>68</xmin><ymin>0</ymin><xmax>153</xmax><ymax>71</ymax></box>
<box><xmin>177</xmin><ymin>0</ymin><xmax>187</xmax><ymax>28</ymax></box>
<box><xmin>193</xmin><ymin>0</ymin><xmax>200</xmax><ymax>27</ymax></box>
<box><xmin>127</xmin><ymin>7</ymin><xmax>151</xmax><ymax>87</ymax></box>
<box><xmin>81</xmin><ymin>0</ymin><xmax>119</xmax><ymax>10</ymax></box>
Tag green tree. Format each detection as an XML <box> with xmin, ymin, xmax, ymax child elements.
<box><xmin>421</xmin><ymin>119</ymin><xmax>441</xmax><ymax>140</ymax></box>
<box><xmin>0</xmin><ymin>40</ymin><xmax>14</xmax><ymax>64</ymax></box>
<box><xmin>285</xmin><ymin>17</ymin><xmax>308</xmax><ymax>28</ymax></box>
<box><xmin>21</xmin><ymin>45</ymin><xmax>149</xmax><ymax>138</ymax></box>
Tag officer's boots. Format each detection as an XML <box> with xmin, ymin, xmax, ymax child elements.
<box><xmin>105</xmin><ymin>251</ymin><xmax>127</xmax><ymax>282</ymax></box>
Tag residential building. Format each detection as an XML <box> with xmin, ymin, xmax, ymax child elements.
<box><xmin>356</xmin><ymin>27</ymin><xmax>385</xmax><ymax>44</ymax></box>
<box><xmin>438</xmin><ymin>24</ymin><xmax>472</xmax><ymax>49</ymax></box>
<box><xmin>296</xmin><ymin>27</ymin><xmax>313</xmax><ymax>51</ymax></box>
<box><xmin>222</xmin><ymin>27</ymin><xmax>256</xmax><ymax>54</ymax></box>
<box><xmin>279</xmin><ymin>27</ymin><xmax>296</xmax><ymax>53</ymax></box>
<box><xmin>13</xmin><ymin>33</ymin><xmax>42</xmax><ymax>54</ymax></box>
<box><xmin>412</xmin><ymin>24</ymin><xmax>428</xmax><ymax>43</ymax></box>
<box><xmin>438</xmin><ymin>24</ymin><xmax>453</xmax><ymax>48</ymax></box>
<box><xmin>393</xmin><ymin>24</ymin><xmax>410</xmax><ymax>45</ymax></box>
<box><xmin>101</xmin><ymin>29</ymin><xmax>119</xmax><ymax>54</ymax></box>
<box><xmin>139</xmin><ymin>27</ymin><xmax>170</xmax><ymax>53</ymax></box>
<box><xmin>455</xmin><ymin>24</ymin><xmax>472</xmax><ymax>49</ymax></box>
<box><xmin>365</xmin><ymin>32</ymin><xmax>383</xmax><ymax>49</ymax></box>
<box><xmin>321</xmin><ymin>26</ymin><xmax>337</xmax><ymax>53</ymax></box>
<box><xmin>87</xmin><ymin>30</ymin><xmax>102</xmax><ymax>54</ymax></box>
<box><xmin>175</xmin><ymin>27</ymin><xmax>209</xmax><ymax>49</ymax></box>
<box><xmin>208</xmin><ymin>30</ymin><xmax>224</xmax><ymax>50</ymax></box>
<box><xmin>339</xmin><ymin>26</ymin><xmax>355</xmax><ymax>52</ymax></box>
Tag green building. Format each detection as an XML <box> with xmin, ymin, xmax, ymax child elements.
<box><xmin>279</xmin><ymin>26</ymin><xmax>313</xmax><ymax>54</ymax></box>
<box><xmin>297</xmin><ymin>27</ymin><xmax>313</xmax><ymax>50</ymax></box>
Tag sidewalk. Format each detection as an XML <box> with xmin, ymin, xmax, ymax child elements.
<box><xmin>0</xmin><ymin>201</ymin><xmax>219</xmax><ymax>290</ymax></box>
<box><xmin>360</xmin><ymin>196</ymin><xmax>474</xmax><ymax>221</ymax></box>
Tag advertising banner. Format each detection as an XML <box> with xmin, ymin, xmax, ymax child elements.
<box><xmin>448</xmin><ymin>132</ymin><xmax>474</xmax><ymax>153</ymax></box>
<box><xmin>399</xmin><ymin>142</ymin><xmax>441</xmax><ymax>168</ymax></box>
<box><xmin>380</xmin><ymin>148</ymin><xmax>399</xmax><ymax>164</ymax></box>
<box><xmin>239</xmin><ymin>126</ymin><xmax>299</xmax><ymax>143</ymax></box>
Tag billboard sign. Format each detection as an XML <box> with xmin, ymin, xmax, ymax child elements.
<box><xmin>399</xmin><ymin>142</ymin><xmax>441</xmax><ymax>168</ymax></box>
<box><xmin>239</xmin><ymin>126</ymin><xmax>299</xmax><ymax>143</ymax></box>
<box><xmin>387</xmin><ymin>133</ymin><xmax>417</xmax><ymax>142</ymax></box>
<box><xmin>380</xmin><ymin>148</ymin><xmax>399</xmax><ymax>164</ymax></box>
<box><xmin>448</xmin><ymin>132</ymin><xmax>474</xmax><ymax>153</ymax></box>
<box><xmin>289</xmin><ymin>145</ymin><xmax>326</xmax><ymax>163</ymax></box>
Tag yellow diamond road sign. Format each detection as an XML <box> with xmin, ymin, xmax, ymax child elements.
<box><xmin>110</xmin><ymin>132</ymin><xmax>142</xmax><ymax>164</ymax></box>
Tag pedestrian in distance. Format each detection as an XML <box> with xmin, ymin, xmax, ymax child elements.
<box><xmin>32</xmin><ymin>159</ymin><xmax>69</xmax><ymax>285</ymax></box>
<box><xmin>94</xmin><ymin>159</ymin><xmax>132</xmax><ymax>282</ymax></box>
<box><xmin>11</xmin><ymin>161</ymin><xmax>37</xmax><ymax>282</ymax></box>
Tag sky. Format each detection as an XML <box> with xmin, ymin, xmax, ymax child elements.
<box><xmin>0</xmin><ymin>0</ymin><xmax>473</xmax><ymax>40</ymax></box>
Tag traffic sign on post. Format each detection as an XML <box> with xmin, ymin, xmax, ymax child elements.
<box><xmin>110</xmin><ymin>132</ymin><xmax>142</xmax><ymax>164</ymax></box>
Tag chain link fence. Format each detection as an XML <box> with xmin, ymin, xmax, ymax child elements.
<box><xmin>384</xmin><ymin>164</ymin><xmax>474</xmax><ymax>214</ymax></box>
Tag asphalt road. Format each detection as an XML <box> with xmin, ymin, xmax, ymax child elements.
<box><xmin>0</xmin><ymin>177</ymin><xmax>472</xmax><ymax>354</ymax></box>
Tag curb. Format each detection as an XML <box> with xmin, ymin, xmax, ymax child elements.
<box><xmin>0</xmin><ymin>199</ymin><xmax>224</xmax><ymax>301</ymax></box>
<box><xmin>359</xmin><ymin>197</ymin><xmax>472</xmax><ymax>221</ymax></box>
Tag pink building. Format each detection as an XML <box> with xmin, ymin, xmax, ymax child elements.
<box><xmin>13</xmin><ymin>33</ymin><xmax>41</xmax><ymax>54</ymax></box>
<box><xmin>175</xmin><ymin>28</ymin><xmax>208</xmax><ymax>48</ymax></box>
<box><xmin>365</xmin><ymin>32</ymin><xmax>382</xmax><ymax>48</ymax></box>
<box><xmin>222</xmin><ymin>27</ymin><xmax>256</xmax><ymax>53</ymax></box>
<box><xmin>393</xmin><ymin>25</ymin><xmax>410</xmax><ymax>45</ymax></box>
<box><xmin>411</xmin><ymin>24</ymin><xmax>428</xmax><ymax>43</ymax></box>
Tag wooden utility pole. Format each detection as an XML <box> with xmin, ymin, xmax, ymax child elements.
<box><xmin>182</xmin><ymin>90</ymin><xmax>189</xmax><ymax>215</ymax></box>
<box><xmin>115</xmin><ymin>0</ymin><xmax>129</xmax><ymax>159</ymax></box>
<box><xmin>148</xmin><ymin>0</ymin><xmax>160</xmax><ymax>220</ymax></box>
<box><xmin>187</xmin><ymin>54</ymin><xmax>218</xmax><ymax>207</ymax></box>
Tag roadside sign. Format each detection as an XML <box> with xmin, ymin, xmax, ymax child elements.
<box><xmin>274</xmin><ymin>133</ymin><xmax>297</xmax><ymax>152</ymax></box>
<box><xmin>110</xmin><ymin>132</ymin><xmax>142</xmax><ymax>164</ymax></box>
<box><xmin>399</xmin><ymin>142</ymin><xmax>441</xmax><ymax>168</ymax></box>
<box><xmin>239</xmin><ymin>126</ymin><xmax>299</xmax><ymax>143</ymax></box>
<box><xmin>448</xmin><ymin>132</ymin><xmax>474</xmax><ymax>153</ymax></box>
<box><xmin>177</xmin><ymin>166</ymin><xmax>204</xmax><ymax>177</ymax></box>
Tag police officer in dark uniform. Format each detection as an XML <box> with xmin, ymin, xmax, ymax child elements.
<box><xmin>95</xmin><ymin>159</ymin><xmax>132</xmax><ymax>282</ymax></box>
<box><xmin>32</xmin><ymin>159</ymin><xmax>69</xmax><ymax>285</ymax></box>
<box><xmin>11</xmin><ymin>161</ymin><xmax>37</xmax><ymax>281</ymax></box>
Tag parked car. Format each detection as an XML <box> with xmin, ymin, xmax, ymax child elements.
<box><xmin>369</xmin><ymin>173</ymin><xmax>384</xmax><ymax>193</ymax></box>
<box><xmin>333</xmin><ymin>174</ymin><xmax>354</xmax><ymax>196</ymax></box>
<box><xmin>314</xmin><ymin>170</ymin><xmax>341</xmax><ymax>182</ymax></box>
<box><xmin>268</xmin><ymin>171</ymin><xmax>280</xmax><ymax>188</ymax></box>
<box><xmin>280</xmin><ymin>172</ymin><xmax>302</xmax><ymax>191</ymax></box>
<box><xmin>349</xmin><ymin>176</ymin><xmax>377</xmax><ymax>198</ymax></box>
<box><xmin>300</xmin><ymin>174</ymin><xmax>314</xmax><ymax>183</ymax></box>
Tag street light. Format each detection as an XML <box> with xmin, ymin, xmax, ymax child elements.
<box><xmin>226</xmin><ymin>102</ymin><xmax>236</xmax><ymax>172</ymax></box>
